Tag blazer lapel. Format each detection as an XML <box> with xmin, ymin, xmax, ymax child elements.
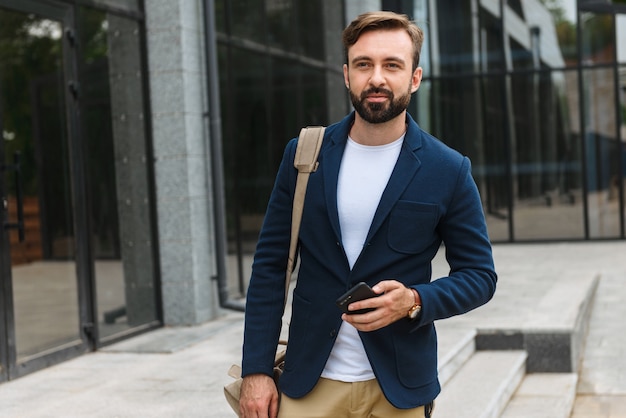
<box><xmin>365</xmin><ymin>118</ymin><xmax>423</xmax><ymax>243</ymax></box>
<box><xmin>322</xmin><ymin>115</ymin><xmax>352</xmax><ymax>243</ymax></box>
<box><xmin>320</xmin><ymin>112</ymin><xmax>424</xmax><ymax>247</ymax></box>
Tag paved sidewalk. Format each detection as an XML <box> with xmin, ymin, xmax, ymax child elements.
<box><xmin>571</xmin><ymin>268</ymin><xmax>626</xmax><ymax>418</ymax></box>
<box><xmin>0</xmin><ymin>241</ymin><xmax>624</xmax><ymax>417</ymax></box>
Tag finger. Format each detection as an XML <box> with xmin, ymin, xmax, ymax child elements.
<box><xmin>269</xmin><ymin>396</ymin><xmax>279</xmax><ymax>418</ymax></box>
<box><xmin>347</xmin><ymin>289</ymin><xmax>389</xmax><ymax>312</ymax></box>
<box><xmin>349</xmin><ymin>315</ymin><xmax>388</xmax><ymax>332</ymax></box>
<box><xmin>372</xmin><ymin>279</ymin><xmax>401</xmax><ymax>293</ymax></box>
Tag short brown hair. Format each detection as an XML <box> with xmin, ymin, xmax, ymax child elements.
<box><xmin>342</xmin><ymin>11</ymin><xmax>424</xmax><ymax>71</ymax></box>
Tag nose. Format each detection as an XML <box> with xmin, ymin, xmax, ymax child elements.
<box><xmin>369</xmin><ymin>65</ymin><xmax>385</xmax><ymax>87</ymax></box>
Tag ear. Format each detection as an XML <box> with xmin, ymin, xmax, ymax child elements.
<box><xmin>411</xmin><ymin>67</ymin><xmax>423</xmax><ymax>93</ymax></box>
<box><xmin>343</xmin><ymin>63</ymin><xmax>349</xmax><ymax>89</ymax></box>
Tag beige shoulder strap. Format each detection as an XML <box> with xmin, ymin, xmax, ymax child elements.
<box><xmin>284</xmin><ymin>126</ymin><xmax>325</xmax><ymax>306</ymax></box>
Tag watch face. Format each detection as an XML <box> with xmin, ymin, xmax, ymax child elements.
<box><xmin>408</xmin><ymin>305</ymin><xmax>421</xmax><ymax>319</ymax></box>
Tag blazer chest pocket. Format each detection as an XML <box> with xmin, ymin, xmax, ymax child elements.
<box><xmin>388</xmin><ymin>201</ymin><xmax>439</xmax><ymax>254</ymax></box>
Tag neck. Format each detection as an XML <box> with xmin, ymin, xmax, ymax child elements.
<box><xmin>349</xmin><ymin>111</ymin><xmax>407</xmax><ymax>146</ymax></box>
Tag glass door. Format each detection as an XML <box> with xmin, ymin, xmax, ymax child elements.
<box><xmin>618</xmin><ymin>12</ymin><xmax>626</xmax><ymax>235</ymax></box>
<box><xmin>0</xmin><ymin>0</ymin><xmax>88</xmax><ymax>379</ymax></box>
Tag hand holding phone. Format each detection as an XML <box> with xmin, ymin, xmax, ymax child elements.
<box><xmin>335</xmin><ymin>282</ymin><xmax>380</xmax><ymax>314</ymax></box>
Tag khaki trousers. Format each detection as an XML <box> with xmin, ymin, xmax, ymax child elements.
<box><xmin>278</xmin><ymin>378</ymin><xmax>433</xmax><ymax>418</ymax></box>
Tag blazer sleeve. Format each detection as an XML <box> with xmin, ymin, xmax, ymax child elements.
<box><xmin>413</xmin><ymin>156</ymin><xmax>497</xmax><ymax>326</ymax></box>
<box><xmin>241</xmin><ymin>138</ymin><xmax>298</xmax><ymax>378</ymax></box>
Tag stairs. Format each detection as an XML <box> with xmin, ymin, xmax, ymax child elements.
<box><xmin>437</xmin><ymin>350</ymin><xmax>527</xmax><ymax>418</ymax></box>
<box><xmin>432</xmin><ymin>274</ymin><xmax>599</xmax><ymax>418</ymax></box>
<box><xmin>434</xmin><ymin>328</ymin><xmax>577</xmax><ymax>418</ymax></box>
<box><xmin>434</xmin><ymin>335</ymin><xmax>578</xmax><ymax>418</ymax></box>
<box><xmin>500</xmin><ymin>373</ymin><xmax>578</xmax><ymax>418</ymax></box>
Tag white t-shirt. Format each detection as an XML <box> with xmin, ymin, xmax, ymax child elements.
<box><xmin>321</xmin><ymin>134</ymin><xmax>404</xmax><ymax>382</ymax></box>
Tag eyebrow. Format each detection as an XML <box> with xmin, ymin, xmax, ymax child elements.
<box><xmin>351</xmin><ymin>55</ymin><xmax>406</xmax><ymax>66</ymax></box>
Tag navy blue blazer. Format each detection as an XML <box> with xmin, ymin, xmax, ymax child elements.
<box><xmin>242</xmin><ymin>112</ymin><xmax>497</xmax><ymax>409</ymax></box>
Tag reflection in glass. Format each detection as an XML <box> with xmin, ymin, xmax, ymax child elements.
<box><xmin>412</xmin><ymin>0</ymin><xmax>430</xmax><ymax>77</ymax></box>
<box><xmin>0</xmin><ymin>9</ymin><xmax>80</xmax><ymax>359</ymax></box>
<box><xmin>618</xmin><ymin>15</ymin><xmax>626</xmax><ymax>63</ymax></box>
<box><xmin>223</xmin><ymin>48</ymin><xmax>269</xmax><ymax>258</ymax></box>
<box><xmin>296</xmin><ymin>0</ymin><xmax>324</xmax><ymax>60</ymax></box>
<box><xmin>77</xmin><ymin>8</ymin><xmax>158</xmax><ymax>340</ymax></box>
<box><xmin>267</xmin><ymin>0</ymin><xmax>293</xmax><ymax>52</ymax></box>
<box><xmin>583</xmin><ymin>66</ymin><xmax>621</xmax><ymax>238</ymax></box>
<box><xmin>218</xmin><ymin>0</ymin><xmax>335</xmax><ymax>293</ymax></box>
<box><xmin>423</xmin><ymin>1</ymin><xmax>592</xmax><ymax>241</ymax></box>
<box><xmin>215</xmin><ymin>0</ymin><xmax>226</xmax><ymax>33</ymax></box>
<box><xmin>220</xmin><ymin>48</ymin><xmax>269</xmax><ymax>295</ymax></box>
<box><xmin>479</xmin><ymin>75</ymin><xmax>510</xmax><ymax>242</ymax></box>
<box><xmin>89</xmin><ymin>0</ymin><xmax>140</xmax><ymax>14</ymax></box>
<box><xmin>511</xmin><ymin>69</ymin><xmax>584</xmax><ymax>239</ymax></box>
<box><xmin>301</xmin><ymin>65</ymin><xmax>327</xmax><ymax>126</ymax></box>
<box><xmin>435</xmin><ymin>1</ymin><xmax>477</xmax><ymax>75</ymax></box>
<box><xmin>581</xmin><ymin>12</ymin><xmax>615</xmax><ymax>65</ymax></box>
<box><xmin>542</xmin><ymin>0</ymin><xmax>578</xmax><ymax>67</ymax></box>
<box><xmin>230</xmin><ymin>0</ymin><xmax>264</xmax><ymax>42</ymax></box>
<box><xmin>618</xmin><ymin>65</ymin><xmax>626</xmax><ymax>229</ymax></box>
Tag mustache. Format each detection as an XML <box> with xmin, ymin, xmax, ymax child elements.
<box><xmin>361</xmin><ymin>87</ymin><xmax>393</xmax><ymax>98</ymax></box>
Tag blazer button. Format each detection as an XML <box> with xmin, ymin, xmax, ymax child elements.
<box><xmin>329</xmin><ymin>329</ymin><xmax>337</xmax><ymax>338</ymax></box>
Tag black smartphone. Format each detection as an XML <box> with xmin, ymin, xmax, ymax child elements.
<box><xmin>335</xmin><ymin>282</ymin><xmax>379</xmax><ymax>314</ymax></box>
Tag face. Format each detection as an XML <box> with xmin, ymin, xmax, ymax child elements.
<box><xmin>344</xmin><ymin>29</ymin><xmax>422</xmax><ymax>124</ymax></box>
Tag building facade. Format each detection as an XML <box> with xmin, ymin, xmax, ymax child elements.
<box><xmin>1</xmin><ymin>0</ymin><xmax>624</xmax><ymax>382</ymax></box>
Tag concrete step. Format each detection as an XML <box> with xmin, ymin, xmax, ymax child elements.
<box><xmin>434</xmin><ymin>351</ymin><xmax>527</xmax><ymax>418</ymax></box>
<box><xmin>474</xmin><ymin>274</ymin><xmax>599</xmax><ymax>374</ymax></box>
<box><xmin>500</xmin><ymin>373</ymin><xmax>577</xmax><ymax>418</ymax></box>
<box><xmin>437</xmin><ymin>325</ymin><xmax>476</xmax><ymax>387</ymax></box>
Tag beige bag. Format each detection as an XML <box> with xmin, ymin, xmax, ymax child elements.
<box><xmin>223</xmin><ymin>126</ymin><xmax>325</xmax><ymax>416</ymax></box>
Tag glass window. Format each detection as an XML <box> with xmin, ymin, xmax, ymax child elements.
<box><xmin>425</xmin><ymin>72</ymin><xmax>511</xmax><ymax>242</ymax></box>
<box><xmin>301</xmin><ymin>65</ymin><xmax>327</xmax><ymax>124</ymax></box>
<box><xmin>222</xmin><ymin>48</ymin><xmax>269</xmax><ymax>263</ymax></box>
<box><xmin>616</xmin><ymin>14</ymin><xmax>626</xmax><ymax>232</ymax></box>
<box><xmin>77</xmin><ymin>0</ymin><xmax>140</xmax><ymax>14</ymax></box>
<box><xmin>215</xmin><ymin>0</ymin><xmax>226</xmax><ymax>33</ymax></box>
<box><xmin>583</xmin><ymin>65</ymin><xmax>621</xmax><ymax>238</ymax></box>
<box><xmin>509</xmin><ymin>37</ymin><xmax>534</xmax><ymax>71</ymax></box>
<box><xmin>0</xmin><ymin>7</ymin><xmax>81</xmax><ymax>360</ymax></box>
<box><xmin>412</xmin><ymin>0</ymin><xmax>430</xmax><ymax>76</ymax></box>
<box><xmin>407</xmin><ymin>0</ymin><xmax>624</xmax><ymax>241</ymax></box>
<box><xmin>435</xmin><ymin>1</ymin><xmax>476</xmax><ymax>75</ymax></box>
<box><xmin>506</xmin><ymin>1</ymin><xmax>578</xmax><ymax>71</ymax></box>
<box><xmin>267</xmin><ymin>0</ymin><xmax>294</xmax><ymax>52</ymax></box>
<box><xmin>481</xmin><ymin>6</ymin><xmax>505</xmax><ymax>72</ymax></box>
<box><xmin>217</xmin><ymin>0</ymin><xmax>345</xmax><ymax>294</ymax></box>
<box><xmin>508</xmin><ymin>0</ymin><xmax>524</xmax><ymax>18</ymax></box>
<box><xmin>271</xmin><ymin>57</ymin><xmax>299</xmax><ymax>150</ymax></box>
<box><xmin>479</xmin><ymin>75</ymin><xmax>511</xmax><ymax>242</ymax></box>
<box><xmin>618</xmin><ymin>14</ymin><xmax>626</xmax><ymax>63</ymax></box>
<box><xmin>269</xmin><ymin>56</ymin><xmax>300</xmax><ymax>181</ymax></box>
<box><xmin>510</xmin><ymin>70</ymin><xmax>585</xmax><ymax>239</ymax></box>
<box><xmin>581</xmin><ymin>12</ymin><xmax>615</xmax><ymax>65</ymax></box>
<box><xmin>532</xmin><ymin>0</ymin><xmax>578</xmax><ymax>68</ymax></box>
<box><xmin>619</xmin><ymin>66</ymin><xmax>626</xmax><ymax>235</ymax></box>
<box><xmin>413</xmin><ymin>78</ymin><xmax>431</xmax><ymax>131</ymax></box>
<box><xmin>230</xmin><ymin>0</ymin><xmax>265</xmax><ymax>41</ymax></box>
<box><xmin>77</xmin><ymin>7</ymin><xmax>158</xmax><ymax>339</ymax></box>
<box><xmin>296</xmin><ymin>0</ymin><xmax>325</xmax><ymax>59</ymax></box>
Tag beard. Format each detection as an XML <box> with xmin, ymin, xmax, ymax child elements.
<box><xmin>350</xmin><ymin>85</ymin><xmax>412</xmax><ymax>124</ymax></box>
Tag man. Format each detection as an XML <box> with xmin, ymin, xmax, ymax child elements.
<box><xmin>239</xmin><ymin>11</ymin><xmax>496</xmax><ymax>418</ymax></box>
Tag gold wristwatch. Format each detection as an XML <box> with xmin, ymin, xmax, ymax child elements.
<box><xmin>407</xmin><ymin>288</ymin><xmax>421</xmax><ymax>320</ymax></box>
